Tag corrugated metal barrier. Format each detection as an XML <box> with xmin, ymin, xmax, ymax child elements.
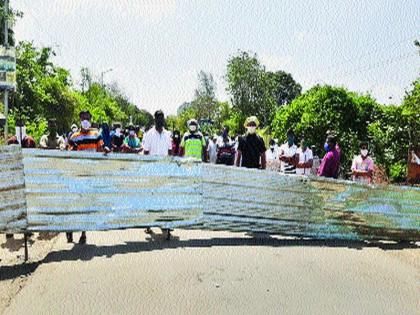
<box><xmin>0</xmin><ymin>146</ymin><xmax>27</xmax><ymax>232</ymax></box>
<box><xmin>1</xmin><ymin>147</ymin><xmax>420</xmax><ymax>241</ymax></box>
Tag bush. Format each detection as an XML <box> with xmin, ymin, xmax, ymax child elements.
<box><xmin>271</xmin><ymin>85</ymin><xmax>381</xmax><ymax>178</ymax></box>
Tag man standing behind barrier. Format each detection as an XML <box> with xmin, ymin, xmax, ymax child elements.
<box><xmin>236</xmin><ymin>116</ymin><xmax>266</xmax><ymax>169</ymax></box>
<box><xmin>142</xmin><ymin>110</ymin><xmax>172</xmax><ymax>156</ymax></box>
<box><xmin>279</xmin><ymin>129</ymin><xmax>297</xmax><ymax>174</ymax></box>
<box><xmin>207</xmin><ymin>135</ymin><xmax>218</xmax><ymax>164</ymax></box>
<box><xmin>351</xmin><ymin>141</ymin><xmax>374</xmax><ymax>184</ymax></box>
<box><xmin>39</xmin><ymin>119</ymin><xmax>66</xmax><ymax>150</ymax></box>
<box><xmin>180</xmin><ymin>119</ymin><xmax>206</xmax><ymax>160</ymax></box>
<box><xmin>295</xmin><ymin>137</ymin><xmax>313</xmax><ymax>176</ymax></box>
<box><xmin>318</xmin><ymin>135</ymin><xmax>341</xmax><ymax>178</ymax></box>
<box><xmin>67</xmin><ymin>110</ymin><xmax>110</xmax><ymax>244</ymax></box>
<box><xmin>111</xmin><ymin>123</ymin><xmax>125</xmax><ymax>152</ymax></box>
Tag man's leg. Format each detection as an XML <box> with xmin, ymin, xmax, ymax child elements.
<box><xmin>66</xmin><ymin>232</ymin><xmax>73</xmax><ymax>243</ymax></box>
<box><xmin>79</xmin><ymin>231</ymin><xmax>86</xmax><ymax>244</ymax></box>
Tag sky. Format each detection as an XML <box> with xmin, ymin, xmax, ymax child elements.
<box><xmin>13</xmin><ymin>0</ymin><xmax>420</xmax><ymax>115</ymax></box>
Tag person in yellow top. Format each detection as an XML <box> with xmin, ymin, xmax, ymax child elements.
<box><xmin>180</xmin><ymin>119</ymin><xmax>206</xmax><ymax>160</ymax></box>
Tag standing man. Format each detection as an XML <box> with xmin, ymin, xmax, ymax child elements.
<box><xmin>318</xmin><ymin>135</ymin><xmax>341</xmax><ymax>178</ymax></box>
<box><xmin>207</xmin><ymin>135</ymin><xmax>218</xmax><ymax>164</ymax></box>
<box><xmin>142</xmin><ymin>110</ymin><xmax>172</xmax><ymax>156</ymax></box>
<box><xmin>295</xmin><ymin>137</ymin><xmax>313</xmax><ymax>176</ymax></box>
<box><xmin>279</xmin><ymin>129</ymin><xmax>297</xmax><ymax>174</ymax></box>
<box><xmin>142</xmin><ymin>110</ymin><xmax>172</xmax><ymax>235</ymax></box>
<box><xmin>266</xmin><ymin>139</ymin><xmax>280</xmax><ymax>171</ymax></box>
<box><xmin>235</xmin><ymin>116</ymin><xmax>266</xmax><ymax>169</ymax></box>
<box><xmin>171</xmin><ymin>130</ymin><xmax>182</xmax><ymax>156</ymax></box>
<box><xmin>351</xmin><ymin>141</ymin><xmax>374</xmax><ymax>184</ymax></box>
<box><xmin>39</xmin><ymin>119</ymin><xmax>66</xmax><ymax>150</ymax></box>
<box><xmin>111</xmin><ymin>123</ymin><xmax>125</xmax><ymax>152</ymax></box>
<box><xmin>67</xmin><ymin>110</ymin><xmax>110</xmax><ymax>244</ymax></box>
<box><xmin>180</xmin><ymin>119</ymin><xmax>206</xmax><ymax>160</ymax></box>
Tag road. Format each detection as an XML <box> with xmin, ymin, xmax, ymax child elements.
<box><xmin>1</xmin><ymin>229</ymin><xmax>420</xmax><ymax>315</ymax></box>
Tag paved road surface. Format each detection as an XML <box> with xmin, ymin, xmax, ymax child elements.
<box><xmin>2</xmin><ymin>230</ymin><xmax>420</xmax><ymax>315</ymax></box>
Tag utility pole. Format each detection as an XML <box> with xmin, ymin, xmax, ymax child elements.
<box><xmin>3</xmin><ymin>0</ymin><xmax>8</xmax><ymax>140</ymax></box>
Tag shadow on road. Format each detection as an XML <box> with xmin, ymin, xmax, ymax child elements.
<box><xmin>1</xmin><ymin>232</ymin><xmax>419</xmax><ymax>281</ymax></box>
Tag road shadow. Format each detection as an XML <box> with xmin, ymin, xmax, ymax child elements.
<box><xmin>0</xmin><ymin>236</ymin><xmax>35</xmax><ymax>252</ymax></box>
<box><xmin>1</xmin><ymin>232</ymin><xmax>419</xmax><ymax>281</ymax></box>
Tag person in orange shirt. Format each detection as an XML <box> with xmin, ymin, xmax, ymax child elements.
<box><xmin>67</xmin><ymin>111</ymin><xmax>110</xmax><ymax>244</ymax></box>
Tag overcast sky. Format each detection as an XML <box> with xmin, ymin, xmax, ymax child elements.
<box><xmin>14</xmin><ymin>0</ymin><xmax>420</xmax><ymax>115</ymax></box>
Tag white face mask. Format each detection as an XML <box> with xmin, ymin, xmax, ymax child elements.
<box><xmin>270</xmin><ymin>145</ymin><xmax>275</xmax><ymax>149</ymax></box>
<box><xmin>361</xmin><ymin>149</ymin><xmax>368</xmax><ymax>157</ymax></box>
<box><xmin>247</xmin><ymin>126</ymin><xmax>256</xmax><ymax>134</ymax></box>
<box><xmin>81</xmin><ymin>120</ymin><xmax>91</xmax><ymax>130</ymax></box>
<box><xmin>72</xmin><ymin>127</ymin><xmax>78</xmax><ymax>133</ymax></box>
<box><xmin>189</xmin><ymin>125</ymin><xmax>197</xmax><ymax>132</ymax></box>
<box><xmin>115</xmin><ymin>128</ymin><xmax>121</xmax><ymax>136</ymax></box>
<box><xmin>129</xmin><ymin>130</ymin><xmax>135</xmax><ymax>136</ymax></box>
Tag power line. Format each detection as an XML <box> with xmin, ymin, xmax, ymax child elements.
<box><xmin>324</xmin><ymin>51</ymin><xmax>418</xmax><ymax>81</ymax></box>
<box><xmin>307</xmin><ymin>35</ymin><xmax>419</xmax><ymax>79</ymax></box>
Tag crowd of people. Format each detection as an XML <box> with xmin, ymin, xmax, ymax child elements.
<box><xmin>5</xmin><ymin>109</ymin><xmax>376</xmax><ymax>244</ymax></box>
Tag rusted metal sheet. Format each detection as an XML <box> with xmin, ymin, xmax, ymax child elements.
<box><xmin>0</xmin><ymin>146</ymin><xmax>27</xmax><ymax>233</ymax></box>
<box><xmin>1</xmin><ymin>147</ymin><xmax>420</xmax><ymax>241</ymax></box>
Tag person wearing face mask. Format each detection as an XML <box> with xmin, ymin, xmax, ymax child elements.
<box><xmin>279</xmin><ymin>129</ymin><xmax>298</xmax><ymax>174</ymax></box>
<box><xmin>235</xmin><ymin>116</ymin><xmax>266</xmax><ymax>169</ymax></box>
<box><xmin>111</xmin><ymin>123</ymin><xmax>125</xmax><ymax>152</ymax></box>
<box><xmin>317</xmin><ymin>135</ymin><xmax>341</xmax><ymax>178</ymax></box>
<box><xmin>142</xmin><ymin>110</ymin><xmax>172</xmax><ymax>156</ymax></box>
<box><xmin>351</xmin><ymin>141</ymin><xmax>374</xmax><ymax>184</ymax></box>
<box><xmin>180</xmin><ymin>119</ymin><xmax>206</xmax><ymax>160</ymax></box>
<box><xmin>68</xmin><ymin>124</ymin><xmax>78</xmax><ymax>139</ymax></box>
<box><xmin>207</xmin><ymin>135</ymin><xmax>218</xmax><ymax>164</ymax></box>
<box><xmin>171</xmin><ymin>130</ymin><xmax>182</xmax><ymax>156</ymax></box>
<box><xmin>295</xmin><ymin>137</ymin><xmax>313</xmax><ymax>176</ymax></box>
<box><xmin>39</xmin><ymin>119</ymin><xmax>66</xmax><ymax>150</ymax></box>
<box><xmin>121</xmin><ymin>125</ymin><xmax>141</xmax><ymax>153</ymax></box>
<box><xmin>217</xmin><ymin>126</ymin><xmax>232</xmax><ymax>147</ymax></box>
<box><xmin>266</xmin><ymin>139</ymin><xmax>280</xmax><ymax>171</ymax></box>
<box><xmin>67</xmin><ymin>110</ymin><xmax>110</xmax><ymax>244</ymax></box>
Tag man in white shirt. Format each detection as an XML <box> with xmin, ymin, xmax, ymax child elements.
<box><xmin>279</xmin><ymin>129</ymin><xmax>297</xmax><ymax>174</ymax></box>
<box><xmin>207</xmin><ymin>135</ymin><xmax>218</xmax><ymax>164</ymax></box>
<box><xmin>296</xmin><ymin>138</ymin><xmax>313</xmax><ymax>176</ymax></box>
<box><xmin>142</xmin><ymin>110</ymin><xmax>172</xmax><ymax>156</ymax></box>
<box><xmin>266</xmin><ymin>139</ymin><xmax>280</xmax><ymax>171</ymax></box>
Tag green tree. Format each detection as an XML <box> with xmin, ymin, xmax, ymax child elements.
<box><xmin>226</xmin><ymin>51</ymin><xmax>301</xmax><ymax>130</ymax></box>
<box><xmin>80</xmin><ymin>82</ymin><xmax>126</xmax><ymax>124</ymax></box>
<box><xmin>107</xmin><ymin>82</ymin><xmax>153</xmax><ymax>128</ymax></box>
<box><xmin>191</xmin><ymin>71</ymin><xmax>218</xmax><ymax>120</ymax></box>
<box><xmin>367</xmin><ymin>105</ymin><xmax>410</xmax><ymax>182</ymax></box>
<box><xmin>13</xmin><ymin>41</ymin><xmax>78</xmax><ymax>134</ymax></box>
<box><xmin>402</xmin><ymin>78</ymin><xmax>420</xmax><ymax>146</ymax></box>
<box><xmin>267</xmin><ymin>70</ymin><xmax>302</xmax><ymax>106</ymax></box>
<box><xmin>272</xmin><ymin>85</ymin><xmax>381</xmax><ymax>177</ymax></box>
<box><xmin>0</xmin><ymin>3</ymin><xmax>22</xmax><ymax>46</ymax></box>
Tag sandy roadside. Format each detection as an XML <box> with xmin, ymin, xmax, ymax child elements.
<box><xmin>1</xmin><ymin>229</ymin><xmax>420</xmax><ymax>315</ymax></box>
